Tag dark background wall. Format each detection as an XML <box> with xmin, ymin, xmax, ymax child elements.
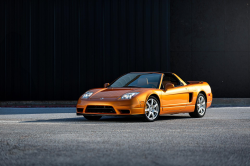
<box><xmin>1</xmin><ymin>0</ymin><xmax>249</xmax><ymax>101</ymax></box>
<box><xmin>171</xmin><ymin>0</ymin><xmax>250</xmax><ymax>98</ymax></box>
<box><xmin>0</xmin><ymin>0</ymin><xmax>170</xmax><ymax>101</ymax></box>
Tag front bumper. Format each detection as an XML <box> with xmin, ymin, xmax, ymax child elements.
<box><xmin>76</xmin><ymin>98</ymin><xmax>145</xmax><ymax>116</ymax></box>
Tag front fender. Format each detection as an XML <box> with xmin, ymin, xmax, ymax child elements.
<box><xmin>135</xmin><ymin>89</ymin><xmax>162</xmax><ymax>109</ymax></box>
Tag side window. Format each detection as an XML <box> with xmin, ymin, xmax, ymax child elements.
<box><xmin>161</xmin><ymin>74</ymin><xmax>182</xmax><ymax>88</ymax></box>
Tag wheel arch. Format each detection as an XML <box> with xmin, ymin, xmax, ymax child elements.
<box><xmin>199</xmin><ymin>91</ymin><xmax>207</xmax><ymax>102</ymax></box>
<box><xmin>146</xmin><ymin>93</ymin><xmax>161</xmax><ymax>107</ymax></box>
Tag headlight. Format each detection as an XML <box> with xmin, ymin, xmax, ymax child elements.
<box><xmin>121</xmin><ymin>92</ymin><xmax>139</xmax><ymax>99</ymax></box>
<box><xmin>81</xmin><ymin>91</ymin><xmax>93</xmax><ymax>99</ymax></box>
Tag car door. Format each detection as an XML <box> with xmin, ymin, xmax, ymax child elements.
<box><xmin>161</xmin><ymin>86</ymin><xmax>189</xmax><ymax>112</ymax></box>
<box><xmin>160</xmin><ymin>73</ymin><xmax>189</xmax><ymax>113</ymax></box>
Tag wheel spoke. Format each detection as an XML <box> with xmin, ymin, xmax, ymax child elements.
<box><xmin>199</xmin><ymin>97</ymin><xmax>202</xmax><ymax>103</ymax></box>
<box><xmin>202</xmin><ymin>108</ymin><xmax>205</xmax><ymax>113</ymax></box>
<box><xmin>153</xmin><ymin>103</ymin><xmax>158</xmax><ymax>108</ymax></box>
<box><xmin>148</xmin><ymin>112</ymin><xmax>151</xmax><ymax>117</ymax></box>
<box><xmin>198</xmin><ymin>107</ymin><xmax>205</xmax><ymax>115</ymax></box>
<box><xmin>153</xmin><ymin>112</ymin><xmax>156</xmax><ymax>117</ymax></box>
<box><xmin>151</xmin><ymin>112</ymin><xmax>154</xmax><ymax>118</ymax></box>
<box><xmin>151</xmin><ymin>99</ymin><xmax>154</xmax><ymax>106</ymax></box>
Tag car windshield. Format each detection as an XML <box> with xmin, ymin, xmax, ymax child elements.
<box><xmin>109</xmin><ymin>73</ymin><xmax>162</xmax><ymax>88</ymax></box>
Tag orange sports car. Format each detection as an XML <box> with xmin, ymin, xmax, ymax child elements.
<box><xmin>76</xmin><ymin>72</ymin><xmax>212</xmax><ymax>122</ymax></box>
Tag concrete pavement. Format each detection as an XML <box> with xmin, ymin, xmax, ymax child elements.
<box><xmin>0</xmin><ymin>107</ymin><xmax>250</xmax><ymax>166</ymax></box>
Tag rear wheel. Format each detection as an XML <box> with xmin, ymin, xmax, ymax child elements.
<box><xmin>189</xmin><ymin>93</ymin><xmax>206</xmax><ymax>118</ymax></box>
<box><xmin>143</xmin><ymin>96</ymin><xmax>160</xmax><ymax>122</ymax></box>
<box><xmin>84</xmin><ymin>116</ymin><xmax>102</xmax><ymax>121</ymax></box>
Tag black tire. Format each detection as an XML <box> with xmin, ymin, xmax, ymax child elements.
<box><xmin>143</xmin><ymin>96</ymin><xmax>160</xmax><ymax>122</ymax></box>
<box><xmin>84</xmin><ymin>116</ymin><xmax>102</xmax><ymax>121</ymax></box>
<box><xmin>189</xmin><ymin>93</ymin><xmax>207</xmax><ymax>118</ymax></box>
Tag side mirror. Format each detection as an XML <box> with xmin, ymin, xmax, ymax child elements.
<box><xmin>104</xmin><ymin>83</ymin><xmax>110</xmax><ymax>88</ymax></box>
<box><xmin>164</xmin><ymin>83</ymin><xmax>174</xmax><ymax>91</ymax></box>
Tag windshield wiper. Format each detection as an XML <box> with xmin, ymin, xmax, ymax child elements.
<box><xmin>124</xmin><ymin>86</ymin><xmax>141</xmax><ymax>88</ymax></box>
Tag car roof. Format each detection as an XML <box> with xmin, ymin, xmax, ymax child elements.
<box><xmin>130</xmin><ymin>71</ymin><xmax>172</xmax><ymax>74</ymax></box>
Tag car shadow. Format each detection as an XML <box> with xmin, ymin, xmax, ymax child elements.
<box><xmin>158</xmin><ymin>115</ymin><xmax>192</xmax><ymax>121</ymax></box>
<box><xmin>22</xmin><ymin>115</ymin><xmax>192</xmax><ymax>123</ymax></box>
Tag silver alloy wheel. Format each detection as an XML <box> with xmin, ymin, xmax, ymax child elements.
<box><xmin>145</xmin><ymin>98</ymin><xmax>159</xmax><ymax>120</ymax></box>
<box><xmin>197</xmin><ymin>95</ymin><xmax>206</xmax><ymax>115</ymax></box>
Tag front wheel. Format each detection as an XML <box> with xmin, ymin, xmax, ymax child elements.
<box><xmin>189</xmin><ymin>93</ymin><xmax>206</xmax><ymax>118</ymax></box>
<box><xmin>84</xmin><ymin>116</ymin><xmax>102</xmax><ymax>121</ymax></box>
<box><xmin>143</xmin><ymin>96</ymin><xmax>160</xmax><ymax>122</ymax></box>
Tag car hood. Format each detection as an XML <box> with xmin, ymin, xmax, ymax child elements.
<box><xmin>90</xmin><ymin>88</ymin><xmax>140</xmax><ymax>99</ymax></box>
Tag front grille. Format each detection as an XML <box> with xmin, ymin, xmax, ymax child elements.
<box><xmin>85</xmin><ymin>106</ymin><xmax>116</xmax><ymax>113</ymax></box>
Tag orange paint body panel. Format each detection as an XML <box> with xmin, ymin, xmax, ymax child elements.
<box><xmin>76</xmin><ymin>72</ymin><xmax>213</xmax><ymax>116</ymax></box>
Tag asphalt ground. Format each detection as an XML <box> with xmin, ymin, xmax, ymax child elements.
<box><xmin>0</xmin><ymin>107</ymin><xmax>249</xmax><ymax>166</ymax></box>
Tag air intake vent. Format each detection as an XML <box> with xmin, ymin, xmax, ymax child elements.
<box><xmin>189</xmin><ymin>93</ymin><xmax>193</xmax><ymax>102</ymax></box>
<box><xmin>85</xmin><ymin>106</ymin><xmax>116</xmax><ymax>113</ymax></box>
<box><xmin>120</xmin><ymin>110</ymin><xmax>130</xmax><ymax>114</ymax></box>
<box><xmin>77</xmin><ymin>108</ymin><xmax>84</xmax><ymax>112</ymax></box>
